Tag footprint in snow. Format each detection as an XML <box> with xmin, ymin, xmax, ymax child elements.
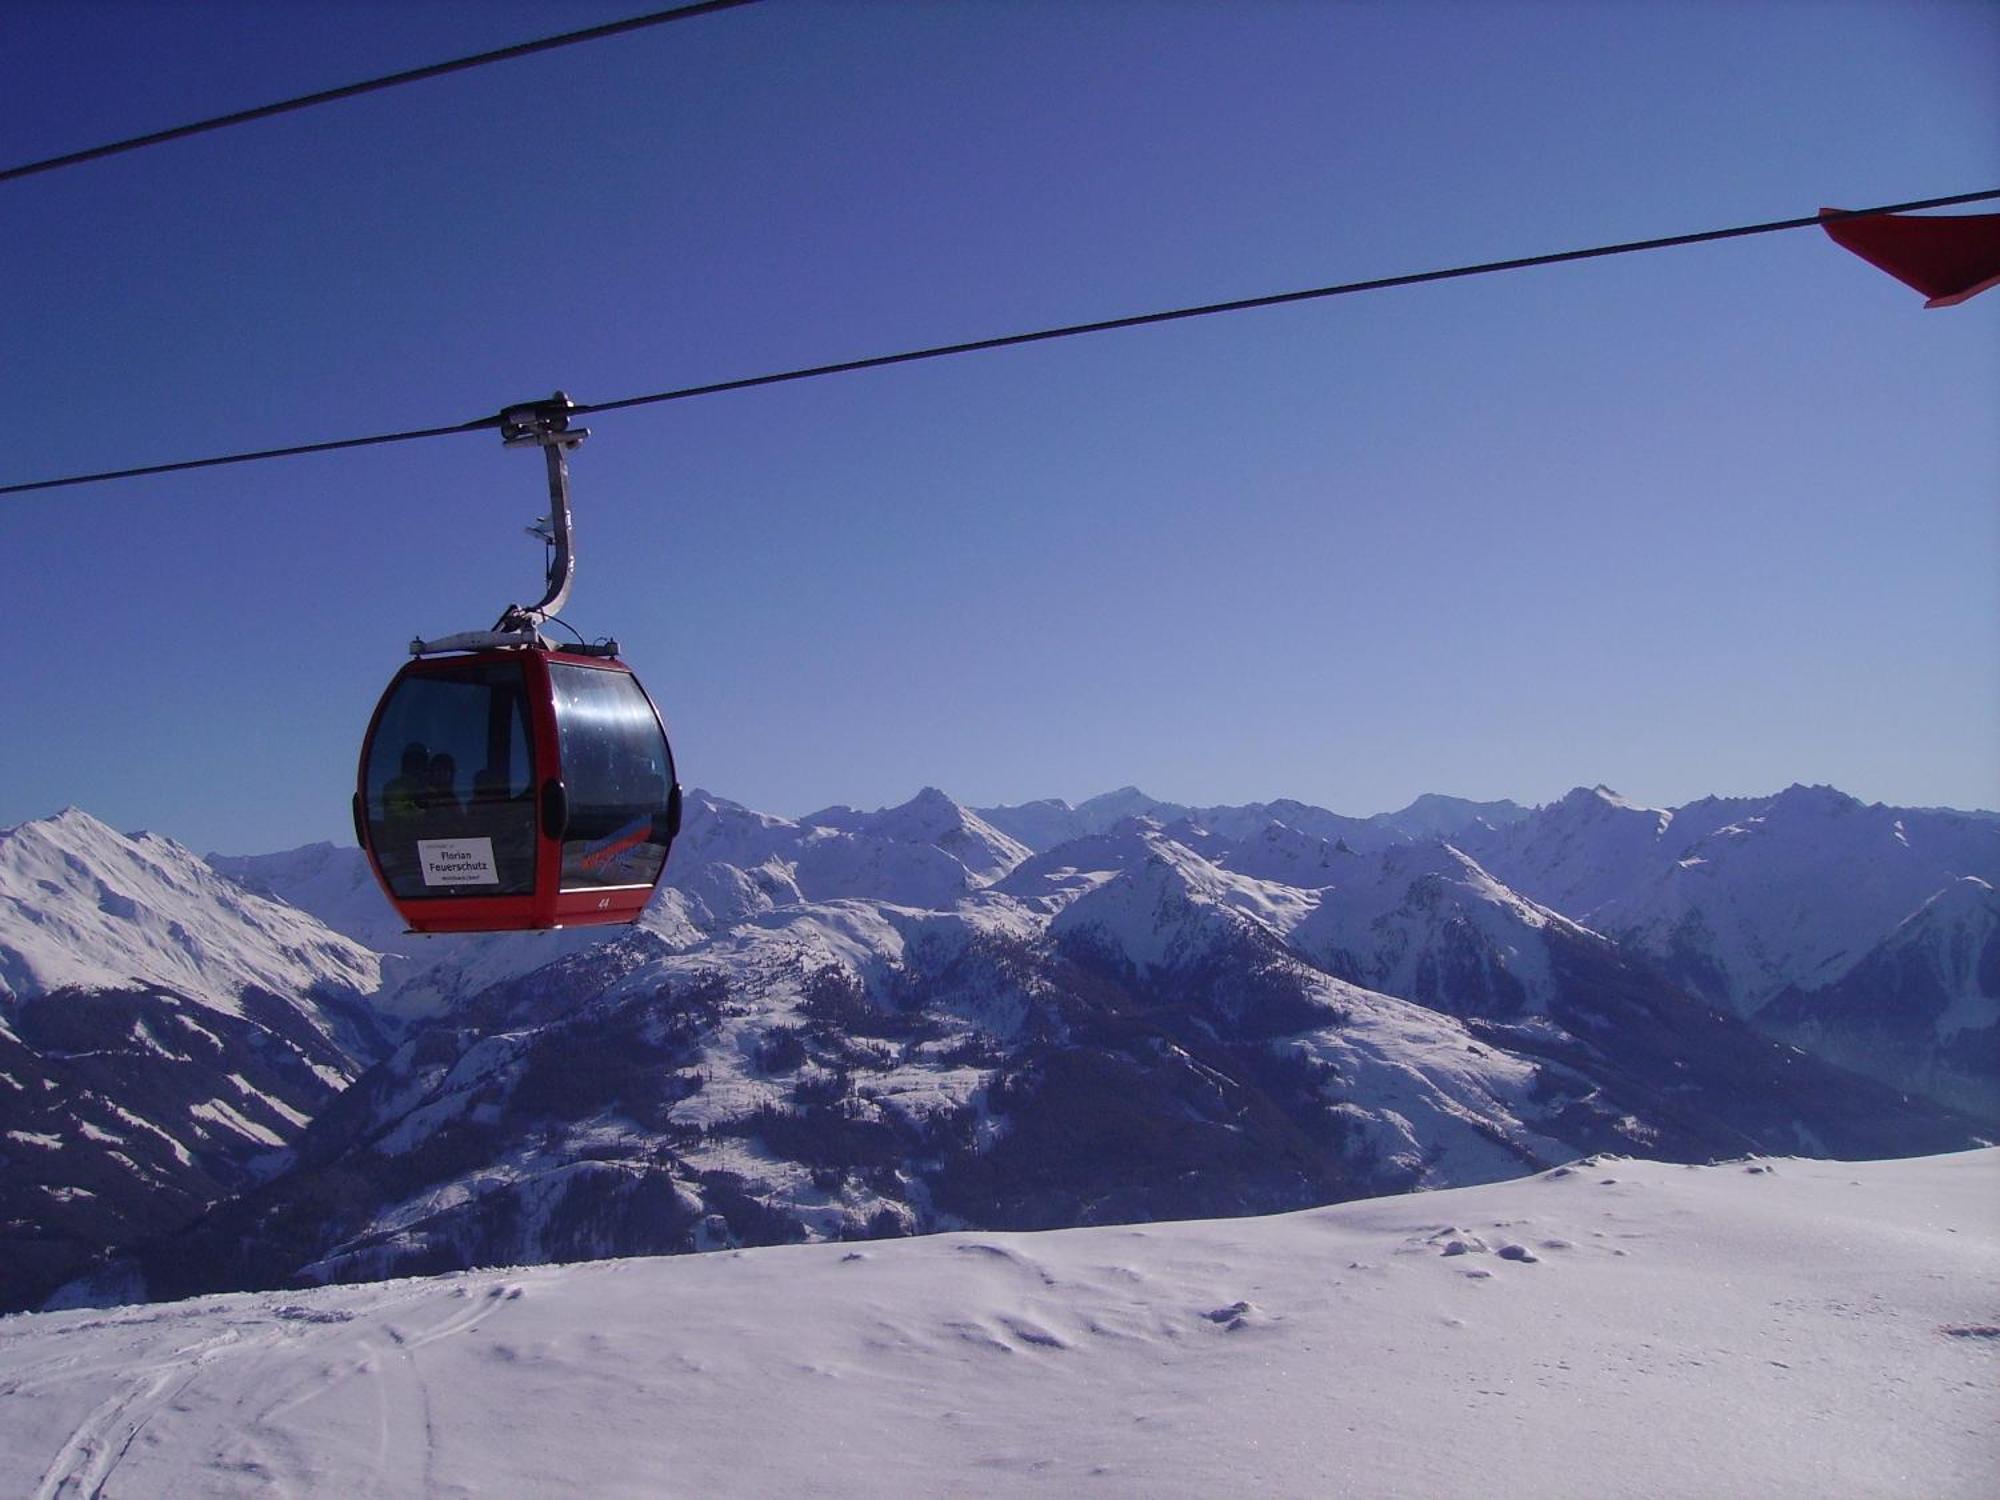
<box><xmin>944</xmin><ymin>1316</ymin><xmax>1069</xmax><ymax>1353</ymax></box>
<box><xmin>272</xmin><ymin>1305</ymin><xmax>355</xmax><ymax>1324</ymax></box>
<box><xmin>998</xmin><ymin>1316</ymin><xmax>1071</xmax><ymax>1350</ymax></box>
<box><xmin>1426</xmin><ymin>1227</ymin><xmax>1489</xmax><ymax>1257</ymax></box>
<box><xmin>946</xmin><ymin>1320</ymin><xmax>1015</xmax><ymax>1355</ymax></box>
<box><xmin>1202</xmin><ymin>1300</ymin><xmax>1271</xmax><ymax>1332</ymax></box>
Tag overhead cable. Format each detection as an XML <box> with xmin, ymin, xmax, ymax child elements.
<box><xmin>571</xmin><ymin>190</ymin><xmax>2000</xmax><ymax>420</ymax></box>
<box><xmin>0</xmin><ymin>0</ymin><xmax>762</xmax><ymax>187</ymax></box>
<box><xmin>5</xmin><ymin>189</ymin><xmax>1995</xmax><ymax>499</ymax></box>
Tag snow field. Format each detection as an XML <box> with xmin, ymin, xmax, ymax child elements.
<box><xmin>1</xmin><ymin>1149</ymin><xmax>1992</xmax><ymax>1499</ymax></box>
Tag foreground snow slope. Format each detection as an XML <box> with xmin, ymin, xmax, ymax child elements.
<box><xmin>3</xmin><ymin>1150</ymin><xmax>1992</xmax><ymax>1499</ymax></box>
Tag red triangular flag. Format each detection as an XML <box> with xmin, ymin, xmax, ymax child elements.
<box><xmin>1821</xmin><ymin>208</ymin><xmax>2000</xmax><ymax>307</ymax></box>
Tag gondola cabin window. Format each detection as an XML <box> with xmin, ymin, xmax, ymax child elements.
<box><xmin>547</xmin><ymin>661</ymin><xmax>674</xmax><ymax>893</ymax></box>
<box><xmin>363</xmin><ymin>660</ymin><xmax>539</xmax><ymax>899</ymax></box>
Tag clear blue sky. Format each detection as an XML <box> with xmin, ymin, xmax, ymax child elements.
<box><xmin>4</xmin><ymin>0</ymin><xmax>1996</xmax><ymax>855</ymax></box>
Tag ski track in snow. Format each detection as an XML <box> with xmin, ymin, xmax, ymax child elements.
<box><xmin>17</xmin><ymin>1276</ymin><xmax>519</xmax><ymax>1500</ymax></box>
<box><xmin>27</xmin><ymin>1325</ymin><xmax>245</xmax><ymax>1500</ymax></box>
<box><xmin>2</xmin><ymin>1150</ymin><xmax>1994</xmax><ymax>1499</ymax></box>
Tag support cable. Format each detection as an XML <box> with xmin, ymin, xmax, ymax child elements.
<box><xmin>572</xmin><ymin>190</ymin><xmax>2000</xmax><ymax>421</ymax></box>
<box><xmin>0</xmin><ymin>0</ymin><xmax>762</xmax><ymax>186</ymax></box>
<box><xmin>4</xmin><ymin>189</ymin><xmax>1993</xmax><ymax>499</ymax></box>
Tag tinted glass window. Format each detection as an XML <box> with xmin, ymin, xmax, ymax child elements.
<box><xmin>548</xmin><ymin>662</ymin><xmax>674</xmax><ymax>891</ymax></box>
<box><xmin>365</xmin><ymin>661</ymin><xmax>538</xmax><ymax>900</ymax></box>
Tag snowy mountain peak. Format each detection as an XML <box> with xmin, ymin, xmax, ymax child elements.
<box><xmin>41</xmin><ymin>804</ymin><xmax>107</xmax><ymax>831</ymax></box>
<box><xmin>665</xmin><ymin>788</ymin><xmax>1033</xmax><ymax>919</ymax></box>
<box><xmin>676</xmin><ymin>790</ymin><xmax>801</xmax><ymax>862</ymax></box>
<box><xmin>991</xmin><ymin>818</ymin><xmax>1175</xmax><ymax>908</ymax></box>
<box><xmin>217</xmin><ymin>838</ymin><xmax>339</xmax><ymax>866</ymax></box>
<box><xmin>1555</xmin><ymin>784</ymin><xmax>1667</xmax><ymax>819</ymax></box>
<box><xmin>871</xmin><ymin>788</ymin><xmax>1032</xmax><ymax>883</ymax></box>
<box><xmin>1528</xmin><ymin>785</ymin><xmax>1677</xmax><ymax>848</ymax></box>
<box><xmin>1370</xmin><ymin>792</ymin><xmax>1531</xmax><ymax>840</ymax></box>
<box><xmin>13</xmin><ymin>805</ymin><xmax>128</xmax><ymax>849</ymax></box>
<box><xmin>1774</xmin><ymin>782</ymin><xmax>1862</xmax><ymax>813</ymax></box>
<box><xmin>1191</xmin><ymin>818</ymin><xmax>1358</xmax><ymax>887</ymax></box>
<box><xmin>967</xmin><ymin>796</ymin><xmax>1087</xmax><ymax>853</ymax></box>
<box><xmin>1048</xmin><ymin>830</ymin><xmax>1316</xmax><ymax>973</ymax></box>
<box><xmin>0</xmin><ymin>809</ymin><xmax>380</xmax><ymax>1015</ymax></box>
<box><xmin>1371</xmin><ymin>841</ymin><xmax>1561</xmax><ymax>922</ymax></box>
<box><xmin>687</xmin><ymin>787</ymin><xmax>786</xmax><ymax>825</ymax></box>
<box><xmin>1074</xmin><ymin>785</ymin><xmax>1174</xmax><ymax>824</ymax></box>
<box><xmin>1284</xmin><ymin>839</ymin><xmax>1586</xmax><ymax>1019</ymax></box>
<box><xmin>1756</xmin><ymin>872</ymin><xmax>2000</xmax><ymax>1120</ymax></box>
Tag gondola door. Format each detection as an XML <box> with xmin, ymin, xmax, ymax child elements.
<box><xmin>357</xmin><ymin>651</ymin><xmax>554</xmax><ymax>932</ymax></box>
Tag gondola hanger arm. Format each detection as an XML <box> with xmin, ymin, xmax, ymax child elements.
<box><xmin>409</xmin><ymin>392</ymin><xmax>616</xmax><ymax>657</ymax></box>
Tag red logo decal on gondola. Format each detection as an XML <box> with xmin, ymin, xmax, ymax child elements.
<box><xmin>580</xmin><ymin>816</ymin><xmax>652</xmax><ymax>872</ymax></box>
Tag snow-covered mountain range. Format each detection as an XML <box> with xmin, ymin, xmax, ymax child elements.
<box><xmin>3</xmin><ymin>780</ymin><xmax>1994</xmax><ymax>1312</ymax></box>
<box><xmin>0</xmin><ymin>811</ymin><xmax>388</xmax><ymax>1311</ymax></box>
<box><xmin>1452</xmin><ymin>783</ymin><xmax>1999</xmax><ymax>1015</ymax></box>
<box><xmin>1759</xmin><ymin>874</ymin><xmax>2000</xmax><ymax>1121</ymax></box>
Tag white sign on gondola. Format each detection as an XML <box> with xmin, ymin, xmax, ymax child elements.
<box><xmin>417</xmin><ymin>837</ymin><xmax>499</xmax><ymax>886</ymax></box>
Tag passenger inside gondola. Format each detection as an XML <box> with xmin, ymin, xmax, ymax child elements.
<box><xmin>385</xmin><ymin>742</ymin><xmax>429</xmax><ymax>824</ymax></box>
<box><xmin>423</xmin><ymin>752</ymin><xmax>462</xmax><ymax>819</ymax></box>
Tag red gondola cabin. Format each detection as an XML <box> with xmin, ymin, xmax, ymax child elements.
<box><xmin>356</xmin><ymin>648</ymin><xmax>681</xmax><ymax>933</ymax></box>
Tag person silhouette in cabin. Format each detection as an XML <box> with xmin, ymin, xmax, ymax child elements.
<box><xmin>423</xmin><ymin>752</ymin><xmax>463</xmax><ymax>819</ymax></box>
<box><xmin>384</xmin><ymin>742</ymin><xmax>429</xmax><ymax>825</ymax></box>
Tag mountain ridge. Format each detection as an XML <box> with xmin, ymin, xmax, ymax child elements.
<box><xmin>8</xmin><ymin>781</ymin><xmax>1995</xmax><ymax>1312</ymax></box>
